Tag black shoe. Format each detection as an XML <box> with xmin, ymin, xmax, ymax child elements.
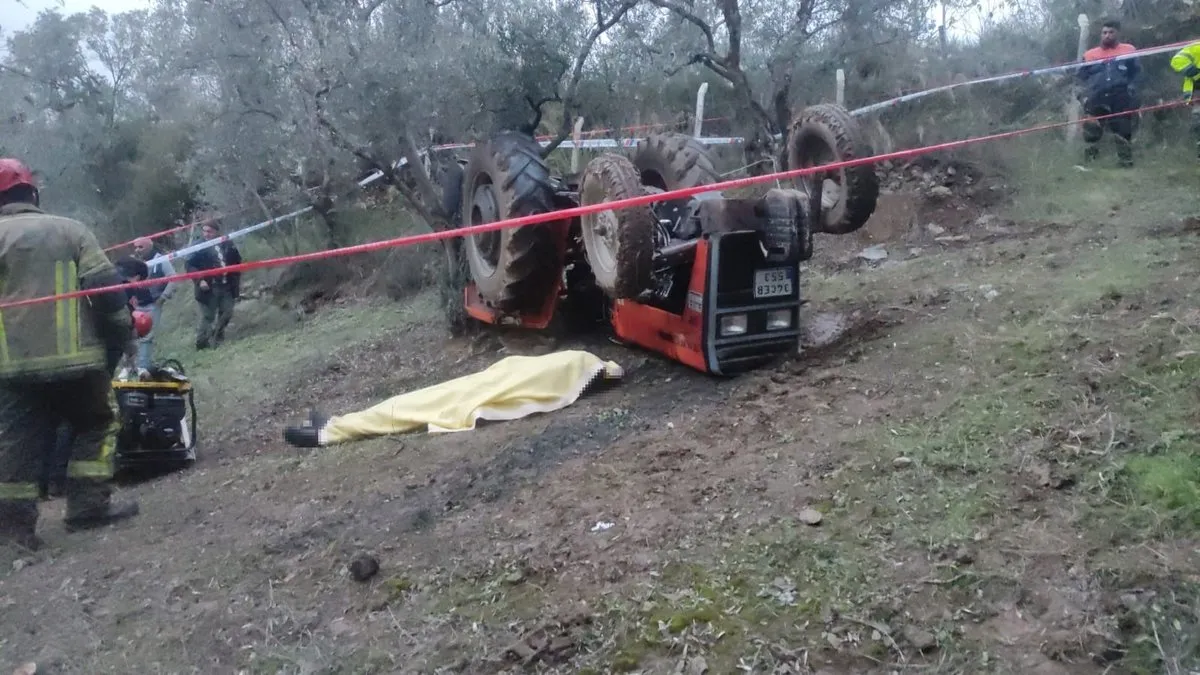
<box><xmin>283</xmin><ymin>408</ymin><xmax>329</xmax><ymax>448</ymax></box>
<box><xmin>63</xmin><ymin>500</ymin><xmax>140</xmax><ymax>533</ymax></box>
<box><xmin>0</xmin><ymin>530</ymin><xmax>43</xmax><ymax>551</ymax></box>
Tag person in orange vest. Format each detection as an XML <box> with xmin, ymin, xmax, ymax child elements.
<box><xmin>1076</xmin><ymin>18</ymin><xmax>1141</xmax><ymax>167</ymax></box>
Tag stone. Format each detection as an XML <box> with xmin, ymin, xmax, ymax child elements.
<box><xmin>348</xmin><ymin>553</ymin><xmax>380</xmax><ymax>582</ymax></box>
<box><xmin>798</xmin><ymin>508</ymin><xmax>824</xmax><ymax>526</ymax></box>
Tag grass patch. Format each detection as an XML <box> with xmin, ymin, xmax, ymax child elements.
<box><xmin>1122</xmin><ymin>451</ymin><xmax>1200</xmax><ymax>529</ymax></box>
<box><xmin>591</xmin><ymin>522</ymin><xmax>889</xmax><ymax>672</ymax></box>
<box><xmin>147</xmin><ymin>290</ymin><xmax>439</xmax><ymax>424</ymax></box>
<box><xmin>1001</xmin><ymin>136</ymin><xmax>1200</xmax><ymax>227</ymax></box>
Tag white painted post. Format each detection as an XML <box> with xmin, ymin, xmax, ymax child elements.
<box><xmin>694</xmin><ymin>83</ymin><xmax>709</xmax><ymax>137</ymax></box>
<box><xmin>836</xmin><ymin>69</ymin><xmax>846</xmax><ymax>106</ymax></box>
<box><xmin>570</xmin><ymin>116</ymin><xmax>585</xmax><ymax>173</ymax></box>
<box><xmin>1067</xmin><ymin>13</ymin><xmax>1089</xmax><ymax>145</ymax></box>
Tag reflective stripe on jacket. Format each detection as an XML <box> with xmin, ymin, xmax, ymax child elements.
<box><xmin>0</xmin><ymin>203</ymin><xmax>132</xmax><ymax>380</ymax></box>
<box><xmin>1171</xmin><ymin>42</ymin><xmax>1200</xmax><ymax>95</ymax></box>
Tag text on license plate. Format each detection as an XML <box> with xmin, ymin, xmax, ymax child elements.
<box><xmin>753</xmin><ymin>268</ymin><xmax>793</xmax><ymax>298</ymax></box>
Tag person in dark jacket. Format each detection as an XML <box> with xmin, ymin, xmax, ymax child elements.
<box><xmin>185</xmin><ymin>222</ymin><xmax>242</xmax><ymax>350</ymax></box>
<box><xmin>1076</xmin><ymin>18</ymin><xmax>1141</xmax><ymax>167</ymax></box>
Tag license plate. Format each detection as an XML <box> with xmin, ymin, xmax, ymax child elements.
<box><xmin>753</xmin><ymin>268</ymin><xmax>793</xmax><ymax>298</ymax></box>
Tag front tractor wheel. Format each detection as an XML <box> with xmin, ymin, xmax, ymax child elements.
<box><xmin>787</xmin><ymin>103</ymin><xmax>880</xmax><ymax>235</ymax></box>
<box><xmin>460</xmin><ymin>132</ymin><xmax>559</xmax><ymax>312</ymax></box>
<box><xmin>579</xmin><ymin>154</ymin><xmax>657</xmax><ymax>300</ymax></box>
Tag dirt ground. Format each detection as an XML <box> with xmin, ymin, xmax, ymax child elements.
<box><xmin>1</xmin><ymin>147</ymin><xmax>1199</xmax><ymax>675</ymax></box>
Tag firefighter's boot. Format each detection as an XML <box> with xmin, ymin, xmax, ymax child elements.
<box><xmin>0</xmin><ymin>500</ymin><xmax>42</xmax><ymax>550</ymax></box>
<box><xmin>63</xmin><ymin>480</ymin><xmax>139</xmax><ymax>532</ymax></box>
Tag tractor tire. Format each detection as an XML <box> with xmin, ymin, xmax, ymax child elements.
<box><xmin>787</xmin><ymin>103</ymin><xmax>879</xmax><ymax>235</ymax></box>
<box><xmin>460</xmin><ymin>132</ymin><xmax>558</xmax><ymax>312</ymax></box>
<box><xmin>579</xmin><ymin>154</ymin><xmax>657</xmax><ymax>299</ymax></box>
<box><xmin>631</xmin><ymin>133</ymin><xmax>719</xmax><ymax>191</ymax></box>
<box><xmin>761</xmin><ymin>188</ymin><xmax>812</xmax><ymax>261</ymax></box>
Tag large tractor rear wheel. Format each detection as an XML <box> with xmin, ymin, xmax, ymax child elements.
<box><xmin>460</xmin><ymin>132</ymin><xmax>559</xmax><ymax>312</ymax></box>
<box><xmin>787</xmin><ymin>103</ymin><xmax>879</xmax><ymax>235</ymax></box>
<box><xmin>631</xmin><ymin>133</ymin><xmax>719</xmax><ymax>191</ymax></box>
<box><xmin>579</xmin><ymin>154</ymin><xmax>657</xmax><ymax>299</ymax></box>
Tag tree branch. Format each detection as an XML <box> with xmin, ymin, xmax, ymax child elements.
<box><xmin>397</xmin><ymin>135</ymin><xmax>448</xmax><ymax>225</ymax></box>
<box><xmin>540</xmin><ymin>0</ymin><xmax>638</xmax><ymax>156</ymax></box>
<box><xmin>358</xmin><ymin>0</ymin><xmax>388</xmax><ymax>22</ymax></box>
<box><xmin>719</xmin><ymin>0</ymin><xmax>742</xmax><ymax>68</ymax></box>
<box><xmin>645</xmin><ymin>0</ymin><xmax>716</xmax><ymax>55</ymax></box>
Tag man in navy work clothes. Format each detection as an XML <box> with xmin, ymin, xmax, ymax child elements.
<box><xmin>186</xmin><ymin>222</ymin><xmax>242</xmax><ymax>350</ymax></box>
<box><xmin>1076</xmin><ymin>18</ymin><xmax>1141</xmax><ymax>166</ymax></box>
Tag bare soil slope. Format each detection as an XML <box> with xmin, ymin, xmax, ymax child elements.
<box><xmin>1</xmin><ymin>150</ymin><xmax>1198</xmax><ymax>675</ymax></box>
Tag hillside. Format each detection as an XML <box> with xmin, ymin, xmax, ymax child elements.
<box><xmin>0</xmin><ymin>137</ymin><xmax>1197</xmax><ymax>675</ymax></box>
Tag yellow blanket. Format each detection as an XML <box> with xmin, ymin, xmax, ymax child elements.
<box><xmin>318</xmin><ymin>350</ymin><xmax>624</xmax><ymax>445</ymax></box>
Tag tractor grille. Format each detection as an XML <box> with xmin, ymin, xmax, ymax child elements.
<box><xmin>706</xmin><ymin>231</ymin><xmax>803</xmax><ymax>375</ymax></box>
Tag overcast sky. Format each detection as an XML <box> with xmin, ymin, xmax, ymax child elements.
<box><xmin>1</xmin><ymin>0</ymin><xmax>150</xmax><ymax>34</ymax></box>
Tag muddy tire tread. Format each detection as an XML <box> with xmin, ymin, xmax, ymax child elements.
<box><xmin>787</xmin><ymin>103</ymin><xmax>879</xmax><ymax>235</ymax></box>
<box><xmin>579</xmin><ymin>154</ymin><xmax>656</xmax><ymax>299</ymax></box>
<box><xmin>631</xmin><ymin>133</ymin><xmax>719</xmax><ymax>191</ymax></box>
<box><xmin>461</xmin><ymin>132</ymin><xmax>558</xmax><ymax>312</ymax></box>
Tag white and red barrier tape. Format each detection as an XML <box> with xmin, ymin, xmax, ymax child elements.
<box><xmin>4</xmin><ymin>99</ymin><xmax>1189</xmax><ymax>311</ymax></box>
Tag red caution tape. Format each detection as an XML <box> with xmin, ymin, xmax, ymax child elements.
<box><xmin>2</xmin><ymin>99</ymin><xmax>1189</xmax><ymax>312</ymax></box>
<box><xmin>101</xmin><ymin>215</ymin><xmax>226</xmax><ymax>252</ymax></box>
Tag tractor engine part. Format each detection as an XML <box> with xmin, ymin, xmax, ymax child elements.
<box><xmin>610</xmin><ymin>228</ymin><xmax>802</xmax><ymax>376</ymax></box>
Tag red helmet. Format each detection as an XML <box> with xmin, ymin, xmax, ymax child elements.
<box><xmin>0</xmin><ymin>159</ymin><xmax>35</xmax><ymax>194</ymax></box>
<box><xmin>132</xmin><ymin>310</ymin><xmax>153</xmax><ymax>338</ymax></box>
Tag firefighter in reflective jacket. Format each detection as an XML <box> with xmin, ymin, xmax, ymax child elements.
<box><xmin>1170</xmin><ymin>41</ymin><xmax>1200</xmax><ymax>157</ymax></box>
<box><xmin>0</xmin><ymin>158</ymin><xmax>140</xmax><ymax>549</ymax></box>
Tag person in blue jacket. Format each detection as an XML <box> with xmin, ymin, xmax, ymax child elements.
<box><xmin>1075</xmin><ymin>18</ymin><xmax>1141</xmax><ymax>166</ymax></box>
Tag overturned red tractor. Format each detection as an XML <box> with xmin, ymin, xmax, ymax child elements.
<box><xmin>446</xmin><ymin>103</ymin><xmax>879</xmax><ymax>376</ymax></box>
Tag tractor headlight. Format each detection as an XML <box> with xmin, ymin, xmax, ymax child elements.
<box><xmin>766</xmin><ymin>309</ymin><xmax>792</xmax><ymax>331</ymax></box>
<box><xmin>719</xmin><ymin>314</ymin><xmax>748</xmax><ymax>336</ymax></box>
